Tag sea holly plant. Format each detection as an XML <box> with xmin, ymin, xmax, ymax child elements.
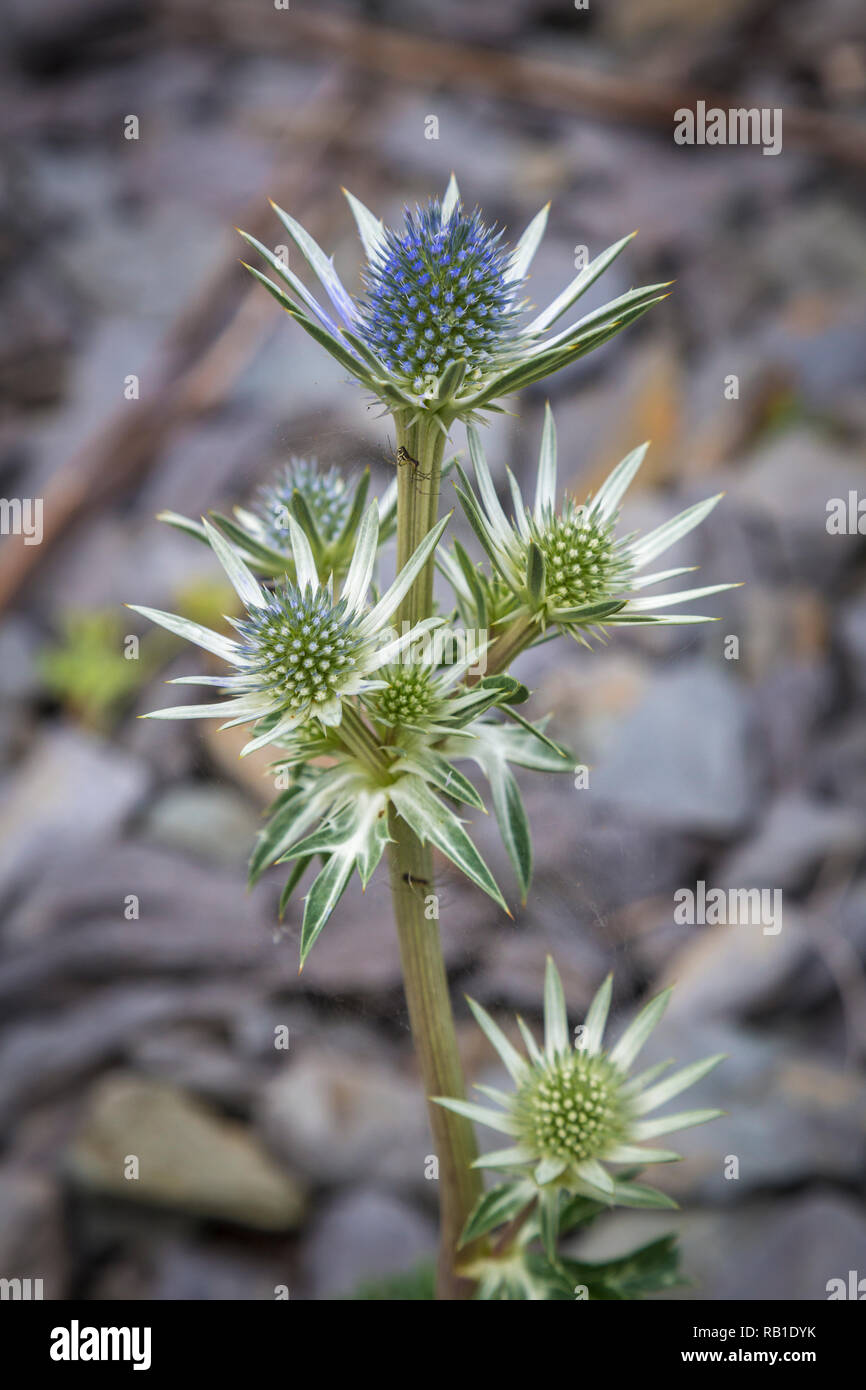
<box><xmin>435</xmin><ymin>957</ymin><xmax>724</xmax><ymax>1298</ymax></box>
<box><xmin>131</xmin><ymin>177</ymin><xmax>735</xmax><ymax>1300</ymax></box>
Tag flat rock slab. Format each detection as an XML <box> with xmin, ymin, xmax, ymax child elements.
<box><xmin>67</xmin><ymin>1073</ymin><xmax>305</xmax><ymax>1231</ymax></box>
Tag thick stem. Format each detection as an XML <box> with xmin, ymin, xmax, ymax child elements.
<box><xmin>394</xmin><ymin>413</ymin><xmax>449</xmax><ymax>628</ymax></box>
<box><xmin>388</xmin><ymin>412</ymin><xmax>483</xmax><ymax>1299</ymax></box>
<box><xmin>387</xmin><ymin>808</ymin><xmax>482</xmax><ymax>1300</ymax></box>
<box><xmin>476</xmin><ymin>612</ymin><xmax>538</xmax><ymax>682</ymax></box>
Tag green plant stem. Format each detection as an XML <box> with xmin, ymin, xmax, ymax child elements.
<box><xmin>394</xmin><ymin>412</ymin><xmax>450</xmax><ymax>627</ymax></box>
<box><xmin>387</xmin><ymin>411</ymin><xmax>483</xmax><ymax>1300</ymax></box>
<box><xmin>339</xmin><ymin>701</ymin><xmax>388</xmax><ymax>775</ymax></box>
<box><xmin>478</xmin><ymin>612</ymin><xmax>537</xmax><ymax>680</ymax></box>
<box><xmin>386</xmin><ymin>807</ymin><xmax>481</xmax><ymax>1300</ymax></box>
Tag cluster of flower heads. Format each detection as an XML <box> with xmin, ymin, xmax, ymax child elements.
<box><xmin>358</xmin><ymin>200</ymin><xmax>523</xmax><ymax>395</ymax></box>
<box><xmin>129</xmin><ymin>506</ymin><xmax>445</xmax><ymax>752</ymax></box>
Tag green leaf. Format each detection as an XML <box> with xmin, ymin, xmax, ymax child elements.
<box><xmin>562</xmin><ymin>1234</ymin><xmax>684</xmax><ymax>1301</ymax></box>
<box><xmin>485</xmin><ymin>755</ymin><xmax>532</xmax><ymax>902</ymax></box>
<box><xmin>459</xmin><ymin>1182</ymin><xmax>534</xmax><ymax>1248</ymax></box>
<box><xmin>477</xmin><ymin>674</ymin><xmax>529</xmax><ymax>705</ymax></box>
<box><xmin>507</xmin><ymin>202</ymin><xmax>550</xmax><ymax>283</ymax></box>
<box><xmin>590</xmin><ymin>441</ymin><xmax>649</xmax><ymax>523</ymax></box>
<box><xmin>206</xmin><ymin>511</ymin><xmax>293</xmax><ymax>577</ymax></box>
<box><xmin>628</xmin><ymin>493</ymin><xmax>725</xmax><ymax>568</ymax></box>
<box><xmin>357</xmin><ymin>812</ymin><xmax>389</xmax><ymax>888</ymax></box>
<box><xmin>267</xmin><ymin>199</ymin><xmax>357</xmax><ymax>326</ymax></box>
<box><xmin>452</xmin><ymin>538</ymin><xmax>489</xmax><ymax>628</ymax></box>
<box><xmin>610</xmin><ymin>1180</ymin><xmax>679</xmax><ymax>1210</ymax></box>
<box><xmin>609</xmin><ymin>987</ymin><xmax>672</xmax><ymax>1072</ymax></box>
<box><xmin>289</xmin><ymin>488</ymin><xmax>324</xmax><ymax>557</ymax></box>
<box><xmin>249</xmin><ymin>788</ymin><xmax>309</xmax><ymax>885</ymax></box>
<box><xmin>157</xmin><ymin>510</ymin><xmax>209</xmax><ymax>545</ymax></box>
<box><xmin>392</xmin><ymin>751</ymin><xmax>485</xmax><ymax>810</ymax></box>
<box><xmin>238</xmin><ymin>228</ymin><xmax>342</xmax><ymax>335</ymax></box>
<box><xmin>336</xmin><ymin>467</ymin><xmax>371</xmax><ymax>548</ymax></box>
<box><xmin>464</xmin><ymin>997</ymin><xmax>529</xmax><ymax>1084</ymax></box>
<box><xmin>342</xmin><ymin>186</ymin><xmax>386</xmax><ymax>261</ymax></box>
<box><xmin>525</xmin><ymin>540</ymin><xmax>546</xmax><ymax>607</ymax></box>
<box><xmin>299</xmin><ymin>851</ymin><xmax>355</xmax><ymax>969</ymax></box>
<box><xmin>389</xmin><ymin>777</ymin><xmax>509</xmax><ymax>913</ymax></box>
<box><xmin>496</xmin><ymin>709</ymin><xmax>574</xmax><ymax>767</ymax></box>
<box><xmin>437</xmin><ymin>356</ymin><xmax>467</xmax><ymax>400</ymax></box>
<box><xmin>278</xmin><ymin>855</ymin><xmax>312</xmax><ymax>917</ymax></box>
<box><xmin>453</xmin><ymin>477</ymin><xmax>516</xmax><ymax>587</ymax></box>
<box><xmin>538</xmin><ymin>1187</ymin><xmax>560</xmax><ymax>1262</ymax></box>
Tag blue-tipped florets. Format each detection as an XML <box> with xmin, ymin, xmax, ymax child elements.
<box><xmin>237</xmin><ymin>583</ymin><xmax>364</xmax><ymax>712</ymax></box>
<box><xmin>359</xmin><ymin>200</ymin><xmax>522</xmax><ymax>393</ymax></box>
<box><xmin>256</xmin><ymin>458</ymin><xmax>350</xmax><ymax>550</ymax></box>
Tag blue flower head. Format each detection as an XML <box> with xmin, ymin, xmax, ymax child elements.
<box><xmin>359</xmin><ymin>199</ymin><xmax>523</xmax><ymax>394</ymax></box>
<box><xmin>256</xmin><ymin>457</ymin><xmax>351</xmax><ymax>550</ymax></box>
<box><xmin>240</xmin><ymin>175</ymin><xmax>670</xmax><ymax>418</ymax></box>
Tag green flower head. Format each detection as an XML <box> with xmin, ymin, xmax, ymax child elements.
<box><xmin>456</xmin><ymin>404</ymin><xmax>739</xmax><ymax>642</ymax></box>
<box><xmin>129</xmin><ymin>504</ymin><xmax>447</xmax><ymax>754</ymax></box>
<box><xmin>436</xmin><ymin>957</ymin><xmax>724</xmax><ymax>1205</ymax></box>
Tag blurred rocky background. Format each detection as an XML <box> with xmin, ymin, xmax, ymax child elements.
<box><xmin>1</xmin><ymin>0</ymin><xmax>865</xmax><ymax>1300</ymax></box>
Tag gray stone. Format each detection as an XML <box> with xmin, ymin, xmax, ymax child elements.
<box><xmin>0</xmin><ymin>618</ymin><xmax>42</xmax><ymax>701</ymax></box>
<box><xmin>657</xmin><ymin>909</ymin><xmax>810</xmax><ymax>1022</ymax></box>
<box><xmin>0</xmin><ymin>726</ymin><xmax>149</xmax><ymax>907</ymax></box>
<box><xmin>572</xmin><ymin>1192</ymin><xmax>866</xmax><ymax>1300</ymax></box>
<box><xmin>809</xmin><ymin>717</ymin><xmax>866</xmax><ymax>816</ymax></box>
<box><xmin>716</xmin><ymin>793</ymin><xmax>865</xmax><ymax>894</ymax></box>
<box><xmin>469</xmin><ymin>921</ymin><xmax>613</xmax><ymax>1016</ymax></box>
<box><xmin>0</xmin><ymin>981</ymin><xmax>248</xmax><ymax>1124</ymax></box>
<box><xmin>635</xmin><ymin>1017</ymin><xmax>866</xmax><ymax>1203</ymax></box>
<box><xmin>258</xmin><ymin>1052</ymin><xmax>432</xmax><ymax>1191</ymax></box>
<box><xmin>753</xmin><ymin>661</ymin><xmax>835</xmax><ymax>783</ymax></box>
<box><xmin>0</xmin><ymin>1167</ymin><xmax>67</xmax><ymax>1300</ymax></box>
<box><xmin>302</xmin><ymin>1188</ymin><xmax>435</xmax><ymax>1298</ymax></box>
<box><xmin>68</xmin><ymin>1073</ymin><xmax>305</xmax><ymax>1231</ymax></box>
<box><xmin>731</xmin><ymin>430</ymin><xmax>866</xmax><ymax>586</ymax></box>
<box><xmin>710</xmin><ymin>1193</ymin><xmax>866</xmax><ymax>1301</ymax></box>
<box><xmin>591</xmin><ymin>662</ymin><xmax>760</xmax><ymax>836</ymax></box>
<box><xmin>130</xmin><ymin>1026</ymin><xmax>264</xmax><ymax>1111</ymax></box>
<box><xmin>140</xmin><ymin>783</ymin><xmax>261</xmax><ymax>867</ymax></box>
<box><xmin>839</xmin><ymin>591</ymin><xmax>866</xmax><ymax>700</ymax></box>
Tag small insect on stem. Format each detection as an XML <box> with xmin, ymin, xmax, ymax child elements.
<box><xmin>389</xmin><ymin>437</ymin><xmax>433</xmax><ymax>493</ymax></box>
<box><xmin>402</xmin><ymin>871</ymin><xmax>431</xmax><ymax>891</ymax></box>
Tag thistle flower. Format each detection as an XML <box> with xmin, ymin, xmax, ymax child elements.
<box><xmin>129</xmin><ymin>504</ymin><xmax>447</xmax><ymax>754</ymax></box>
<box><xmin>256</xmin><ymin>457</ymin><xmax>354</xmax><ymax>549</ymax></box>
<box><xmin>436</xmin><ymin>957</ymin><xmax>723</xmax><ymax>1207</ymax></box>
<box><xmin>239</xmin><ymin>175</ymin><xmax>668</xmax><ymax>420</ymax></box>
<box><xmin>456</xmin><ymin>404</ymin><xmax>739</xmax><ymax>642</ymax></box>
<box><xmin>159</xmin><ymin>457</ymin><xmax>396</xmax><ymax>586</ymax></box>
<box><xmin>362</xmin><ymin>631</ymin><xmax>491</xmax><ymax>736</ymax></box>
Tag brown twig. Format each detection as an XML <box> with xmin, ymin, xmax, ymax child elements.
<box><xmin>165</xmin><ymin>4</ymin><xmax>866</xmax><ymax>170</ymax></box>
